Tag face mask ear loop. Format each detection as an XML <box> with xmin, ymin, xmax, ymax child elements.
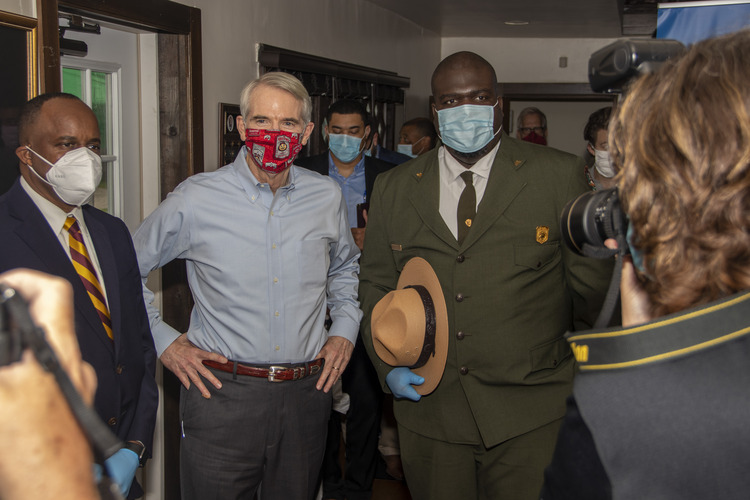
<box><xmin>432</xmin><ymin>105</ymin><xmax>444</xmax><ymax>146</ymax></box>
<box><xmin>25</xmin><ymin>146</ymin><xmax>54</xmax><ymax>168</ymax></box>
<box><xmin>24</xmin><ymin>147</ymin><xmax>55</xmax><ymax>187</ymax></box>
<box><xmin>412</xmin><ymin>136</ymin><xmax>426</xmax><ymax>156</ymax></box>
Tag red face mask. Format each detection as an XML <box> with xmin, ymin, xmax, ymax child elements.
<box><xmin>521</xmin><ymin>131</ymin><xmax>547</xmax><ymax>146</ymax></box>
<box><xmin>244</xmin><ymin>129</ymin><xmax>304</xmax><ymax>174</ymax></box>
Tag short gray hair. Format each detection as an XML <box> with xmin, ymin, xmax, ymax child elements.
<box><xmin>516</xmin><ymin>106</ymin><xmax>547</xmax><ymax>130</ymax></box>
<box><xmin>240</xmin><ymin>72</ymin><xmax>312</xmax><ymax>127</ymax></box>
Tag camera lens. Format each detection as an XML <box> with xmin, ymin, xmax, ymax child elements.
<box><xmin>560</xmin><ymin>188</ymin><xmax>624</xmax><ymax>256</ymax></box>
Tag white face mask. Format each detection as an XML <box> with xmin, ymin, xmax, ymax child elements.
<box><xmin>26</xmin><ymin>146</ymin><xmax>103</xmax><ymax>206</ymax></box>
<box><xmin>593</xmin><ymin>148</ymin><xmax>615</xmax><ymax>178</ymax></box>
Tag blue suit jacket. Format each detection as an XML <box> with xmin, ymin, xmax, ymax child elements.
<box><xmin>374</xmin><ymin>145</ymin><xmax>411</xmax><ymax>166</ymax></box>
<box><xmin>294</xmin><ymin>152</ymin><xmax>397</xmax><ymax>204</ymax></box>
<box><xmin>0</xmin><ymin>181</ymin><xmax>158</xmax><ymax>466</ymax></box>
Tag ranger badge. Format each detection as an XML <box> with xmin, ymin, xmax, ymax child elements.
<box><xmin>536</xmin><ymin>226</ymin><xmax>549</xmax><ymax>244</ymax></box>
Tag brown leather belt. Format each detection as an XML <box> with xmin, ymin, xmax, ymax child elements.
<box><xmin>202</xmin><ymin>359</ymin><xmax>323</xmax><ymax>382</ymax></box>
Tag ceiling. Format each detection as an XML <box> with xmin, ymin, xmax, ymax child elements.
<box><xmin>363</xmin><ymin>0</ymin><xmax>670</xmax><ymax>38</ymax></box>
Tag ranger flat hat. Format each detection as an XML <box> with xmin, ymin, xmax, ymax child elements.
<box><xmin>371</xmin><ymin>257</ymin><xmax>448</xmax><ymax>395</ymax></box>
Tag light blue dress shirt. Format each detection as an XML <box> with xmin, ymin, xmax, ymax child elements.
<box><xmin>133</xmin><ymin>146</ymin><xmax>362</xmax><ymax>363</ymax></box>
<box><xmin>327</xmin><ymin>152</ymin><xmax>366</xmax><ymax>229</ymax></box>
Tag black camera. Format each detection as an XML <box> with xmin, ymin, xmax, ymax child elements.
<box><xmin>561</xmin><ymin>38</ymin><xmax>686</xmax><ymax>259</ymax></box>
<box><xmin>560</xmin><ymin>188</ymin><xmax>628</xmax><ymax>258</ymax></box>
<box><xmin>588</xmin><ymin>38</ymin><xmax>686</xmax><ymax>93</ymax></box>
<box><xmin>0</xmin><ymin>286</ymin><xmax>27</xmax><ymax>366</ymax></box>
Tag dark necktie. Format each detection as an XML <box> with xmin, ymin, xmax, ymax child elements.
<box><xmin>457</xmin><ymin>171</ymin><xmax>476</xmax><ymax>245</ymax></box>
<box><xmin>64</xmin><ymin>216</ymin><xmax>113</xmax><ymax>340</ymax></box>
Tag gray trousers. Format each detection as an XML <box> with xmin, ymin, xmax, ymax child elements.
<box><xmin>179</xmin><ymin>366</ymin><xmax>332</xmax><ymax>500</ymax></box>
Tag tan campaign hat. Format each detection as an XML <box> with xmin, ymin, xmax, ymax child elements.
<box><xmin>371</xmin><ymin>257</ymin><xmax>448</xmax><ymax>395</ymax></box>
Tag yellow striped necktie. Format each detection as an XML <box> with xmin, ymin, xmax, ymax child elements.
<box><xmin>64</xmin><ymin>216</ymin><xmax>113</xmax><ymax>341</ymax></box>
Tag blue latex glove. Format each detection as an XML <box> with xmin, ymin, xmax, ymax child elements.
<box><xmin>104</xmin><ymin>448</ymin><xmax>139</xmax><ymax>497</ymax></box>
<box><xmin>386</xmin><ymin>367</ymin><xmax>424</xmax><ymax>402</ymax></box>
<box><xmin>93</xmin><ymin>463</ymin><xmax>102</xmax><ymax>482</ymax></box>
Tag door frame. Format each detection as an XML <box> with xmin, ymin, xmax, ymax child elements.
<box><xmin>500</xmin><ymin>82</ymin><xmax>617</xmax><ymax>132</ymax></box>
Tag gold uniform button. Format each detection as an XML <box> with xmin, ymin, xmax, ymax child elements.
<box><xmin>455</xmin><ymin>293</ymin><xmax>464</xmax><ymax>302</ymax></box>
<box><xmin>459</xmin><ymin>366</ymin><xmax>469</xmax><ymax>375</ymax></box>
<box><xmin>116</xmin><ymin>364</ymin><xmax>124</xmax><ymax>374</ymax></box>
<box><xmin>107</xmin><ymin>417</ymin><xmax>117</xmax><ymax>426</ymax></box>
<box><xmin>456</xmin><ymin>331</ymin><xmax>465</xmax><ymax>340</ymax></box>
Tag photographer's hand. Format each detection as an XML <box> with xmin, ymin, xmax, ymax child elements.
<box><xmin>0</xmin><ymin>269</ymin><xmax>99</xmax><ymax>500</ymax></box>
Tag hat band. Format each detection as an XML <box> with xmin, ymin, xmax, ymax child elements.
<box><xmin>404</xmin><ymin>285</ymin><xmax>437</xmax><ymax>369</ymax></box>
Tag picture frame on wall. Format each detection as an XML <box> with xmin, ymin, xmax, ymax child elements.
<box><xmin>0</xmin><ymin>11</ymin><xmax>37</xmax><ymax>195</ymax></box>
<box><xmin>219</xmin><ymin>102</ymin><xmax>242</xmax><ymax>167</ymax></box>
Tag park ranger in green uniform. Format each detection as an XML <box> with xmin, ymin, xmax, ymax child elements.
<box><xmin>359</xmin><ymin>51</ymin><xmax>613</xmax><ymax>500</ymax></box>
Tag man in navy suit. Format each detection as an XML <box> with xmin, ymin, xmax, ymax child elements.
<box><xmin>295</xmin><ymin>100</ymin><xmax>394</xmax><ymax>500</ymax></box>
<box><xmin>0</xmin><ymin>93</ymin><xmax>157</xmax><ymax>499</ymax></box>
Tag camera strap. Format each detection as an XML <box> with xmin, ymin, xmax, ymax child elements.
<box><xmin>582</xmin><ymin>223</ymin><xmax>629</xmax><ymax>330</ymax></box>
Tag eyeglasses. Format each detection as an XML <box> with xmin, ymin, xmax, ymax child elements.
<box><xmin>518</xmin><ymin>127</ymin><xmax>546</xmax><ymax>135</ymax></box>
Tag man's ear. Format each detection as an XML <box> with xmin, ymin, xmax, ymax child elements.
<box><xmin>237</xmin><ymin>115</ymin><xmax>247</xmax><ymax>141</ymax></box>
<box><xmin>15</xmin><ymin>145</ymin><xmax>32</xmax><ymax>166</ymax></box>
<box><xmin>587</xmin><ymin>143</ymin><xmax>596</xmax><ymax>156</ymax></box>
<box><xmin>301</xmin><ymin>121</ymin><xmax>315</xmax><ymax>146</ymax></box>
<box><xmin>495</xmin><ymin>87</ymin><xmax>503</xmax><ymax>111</ymax></box>
<box><xmin>430</xmin><ymin>98</ymin><xmax>439</xmax><ymax>127</ymax></box>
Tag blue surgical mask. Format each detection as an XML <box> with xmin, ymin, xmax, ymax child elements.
<box><xmin>397</xmin><ymin>136</ymin><xmax>427</xmax><ymax>158</ymax></box>
<box><xmin>626</xmin><ymin>223</ymin><xmax>645</xmax><ymax>273</ymax></box>
<box><xmin>397</xmin><ymin>143</ymin><xmax>417</xmax><ymax>158</ymax></box>
<box><xmin>436</xmin><ymin>101</ymin><xmax>500</xmax><ymax>153</ymax></box>
<box><xmin>329</xmin><ymin>133</ymin><xmax>364</xmax><ymax>163</ymax></box>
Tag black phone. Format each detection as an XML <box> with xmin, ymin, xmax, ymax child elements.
<box><xmin>356</xmin><ymin>202</ymin><xmax>370</xmax><ymax>228</ymax></box>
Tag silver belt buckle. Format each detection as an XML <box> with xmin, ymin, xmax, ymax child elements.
<box><xmin>267</xmin><ymin>365</ymin><xmax>286</xmax><ymax>382</ymax></box>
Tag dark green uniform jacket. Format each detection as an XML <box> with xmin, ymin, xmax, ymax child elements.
<box><xmin>359</xmin><ymin>134</ymin><xmax>613</xmax><ymax>447</ymax></box>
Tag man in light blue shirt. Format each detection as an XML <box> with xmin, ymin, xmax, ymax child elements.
<box><xmin>133</xmin><ymin>72</ymin><xmax>362</xmax><ymax>500</ymax></box>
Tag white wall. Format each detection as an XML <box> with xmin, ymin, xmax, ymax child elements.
<box><xmin>0</xmin><ymin>0</ymin><xmax>34</xmax><ymax>16</ymax></box>
<box><xmin>173</xmin><ymin>0</ymin><xmax>441</xmax><ymax>170</ymax></box>
<box><xmin>442</xmin><ymin>37</ymin><xmax>620</xmax><ymax>83</ymax></box>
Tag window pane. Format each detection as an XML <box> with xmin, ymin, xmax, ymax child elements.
<box><xmin>91</xmin><ymin>71</ymin><xmax>109</xmax><ymax>155</ymax></box>
<box><xmin>93</xmin><ymin>160</ymin><xmax>112</xmax><ymax>214</ymax></box>
<box><xmin>62</xmin><ymin>68</ymin><xmax>83</xmax><ymax>98</ymax></box>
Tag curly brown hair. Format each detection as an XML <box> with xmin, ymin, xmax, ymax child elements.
<box><xmin>610</xmin><ymin>29</ymin><xmax>750</xmax><ymax>317</ymax></box>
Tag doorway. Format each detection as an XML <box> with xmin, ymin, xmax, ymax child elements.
<box><xmin>501</xmin><ymin>83</ymin><xmax>616</xmax><ymax>158</ymax></box>
<box><xmin>40</xmin><ymin>1</ymin><xmax>204</xmax><ymax>498</ymax></box>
